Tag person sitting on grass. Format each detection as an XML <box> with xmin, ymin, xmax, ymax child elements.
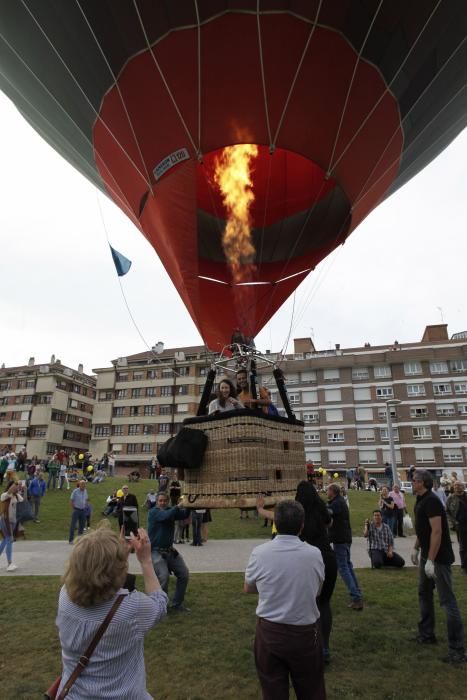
<box><xmin>363</xmin><ymin>510</ymin><xmax>405</xmax><ymax>569</ymax></box>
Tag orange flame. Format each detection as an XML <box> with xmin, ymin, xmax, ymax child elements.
<box><xmin>214</xmin><ymin>144</ymin><xmax>258</xmax><ymax>281</ymax></box>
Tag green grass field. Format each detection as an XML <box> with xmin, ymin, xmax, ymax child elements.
<box><xmin>14</xmin><ymin>476</ymin><xmax>415</xmax><ymax>541</ymax></box>
<box><xmin>1</xmin><ymin>569</ymin><xmax>465</xmax><ymax>699</ymax></box>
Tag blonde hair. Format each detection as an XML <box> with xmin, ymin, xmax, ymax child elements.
<box><xmin>63</xmin><ymin>522</ymin><xmax>128</xmax><ymax>607</ymax></box>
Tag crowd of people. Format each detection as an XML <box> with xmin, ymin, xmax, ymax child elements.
<box><xmin>2</xmin><ymin>442</ymin><xmax>466</xmax><ymax>697</ymax></box>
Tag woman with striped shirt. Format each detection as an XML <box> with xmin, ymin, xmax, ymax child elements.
<box><xmin>56</xmin><ymin>524</ymin><xmax>167</xmax><ymax>699</ymax></box>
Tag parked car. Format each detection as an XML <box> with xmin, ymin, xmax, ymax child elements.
<box><xmin>399</xmin><ymin>481</ymin><xmax>412</xmax><ymax>492</ymax></box>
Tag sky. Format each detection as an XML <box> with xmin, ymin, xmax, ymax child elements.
<box><xmin>1</xmin><ymin>91</ymin><xmax>466</xmax><ymax>376</ymax></box>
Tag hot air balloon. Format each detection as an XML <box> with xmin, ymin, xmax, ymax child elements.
<box><xmin>1</xmin><ymin>1</ymin><xmax>466</xmax><ymax>351</ymax></box>
<box><xmin>2</xmin><ymin>2</ymin><xmax>467</xmax><ymax>506</ymax></box>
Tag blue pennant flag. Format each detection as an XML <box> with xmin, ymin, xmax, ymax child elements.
<box><xmin>109</xmin><ymin>245</ymin><xmax>132</xmax><ymax>277</ymax></box>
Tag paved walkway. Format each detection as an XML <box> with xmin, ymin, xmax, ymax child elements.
<box><xmin>0</xmin><ymin>536</ymin><xmax>461</xmax><ymax>576</ymax></box>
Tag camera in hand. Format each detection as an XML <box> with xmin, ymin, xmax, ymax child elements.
<box><xmin>122</xmin><ymin>506</ymin><xmax>139</xmax><ymax>539</ymax></box>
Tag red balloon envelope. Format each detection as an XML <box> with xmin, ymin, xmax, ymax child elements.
<box><xmin>1</xmin><ymin>2</ymin><xmax>466</xmax><ymax>349</ymax></box>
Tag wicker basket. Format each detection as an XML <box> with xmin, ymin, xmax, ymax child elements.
<box><xmin>181</xmin><ymin>410</ymin><xmax>306</xmax><ymax>507</ymax></box>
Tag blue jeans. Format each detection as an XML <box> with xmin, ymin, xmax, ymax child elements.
<box><xmin>418</xmin><ymin>558</ymin><xmax>465</xmax><ymax>653</ymax></box>
<box><xmin>47</xmin><ymin>471</ymin><xmax>57</xmax><ymax>489</ymax></box>
<box><xmin>69</xmin><ymin>509</ymin><xmax>86</xmax><ymax>543</ymax></box>
<box><xmin>151</xmin><ymin>549</ymin><xmax>189</xmax><ymax>607</ymax></box>
<box><xmin>333</xmin><ymin>543</ymin><xmax>362</xmax><ymax>602</ymax></box>
<box><xmin>382</xmin><ymin>512</ymin><xmax>395</xmax><ymax>534</ymax></box>
<box><xmin>0</xmin><ymin>518</ymin><xmax>13</xmax><ymax>563</ymax></box>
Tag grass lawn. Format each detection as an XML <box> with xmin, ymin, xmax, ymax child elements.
<box><xmin>0</xmin><ymin>569</ymin><xmax>465</xmax><ymax>699</ymax></box>
<box><xmin>14</xmin><ymin>475</ymin><xmax>416</xmax><ymax>541</ymax></box>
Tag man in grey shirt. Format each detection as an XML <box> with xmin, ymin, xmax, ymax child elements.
<box><xmin>244</xmin><ymin>500</ymin><xmax>326</xmax><ymax>699</ymax></box>
<box><xmin>68</xmin><ymin>480</ymin><xmax>88</xmax><ymax>544</ymax></box>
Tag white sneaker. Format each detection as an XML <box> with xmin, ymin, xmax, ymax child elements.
<box><xmin>6</xmin><ymin>563</ymin><xmax>17</xmax><ymax>572</ymax></box>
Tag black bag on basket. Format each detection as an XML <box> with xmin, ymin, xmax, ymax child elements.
<box><xmin>16</xmin><ymin>499</ymin><xmax>35</xmax><ymax>523</ymax></box>
<box><xmin>157</xmin><ymin>428</ymin><xmax>207</xmax><ymax>470</ymax></box>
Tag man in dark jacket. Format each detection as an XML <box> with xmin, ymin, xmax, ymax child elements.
<box><xmin>327</xmin><ymin>483</ymin><xmax>363</xmax><ymax>610</ymax></box>
<box><xmin>117</xmin><ymin>485</ymin><xmax>139</xmax><ymax>536</ymax></box>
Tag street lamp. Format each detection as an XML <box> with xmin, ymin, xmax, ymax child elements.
<box><xmin>386</xmin><ymin>399</ymin><xmax>401</xmax><ymax>487</ymax></box>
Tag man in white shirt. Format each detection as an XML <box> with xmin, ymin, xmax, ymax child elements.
<box><xmin>244</xmin><ymin>500</ymin><xmax>326</xmax><ymax>699</ymax></box>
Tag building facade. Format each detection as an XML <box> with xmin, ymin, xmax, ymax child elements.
<box><xmin>258</xmin><ymin>325</ymin><xmax>467</xmax><ymax>481</ymax></box>
<box><xmin>89</xmin><ymin>346</ymin><xmax>213</xmax><ymax>470</ymax></box>
<box><xmin>0</xmin><ymin>358</ymin><xmax>96</xmax><ymax>458</ymax></box>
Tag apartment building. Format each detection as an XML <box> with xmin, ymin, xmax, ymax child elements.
<box><xmin>258</xmin><ymin>325</ymin><xmax>467</xmax><ymax>481</ymax></box>
<box><xmin>89</xmin><ymin>345</ymin><xmax>213</xmax><ymax>470</ymax></box>
<box><xmin>0</xmin><ymin>357</ymin><xmax>96</xmax><ymax>458</ymax></box>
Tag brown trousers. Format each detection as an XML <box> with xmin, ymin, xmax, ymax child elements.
<box><xmin>254</xmin><ymin>617</ymin><xmax>326</xmax><ymax>700</ymax></box>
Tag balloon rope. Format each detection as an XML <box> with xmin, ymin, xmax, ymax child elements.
<box><xmin>75</xmin><ymin>0</ymin><xmax>154</xmax><ymax>194</ymax></box>
<box><xmin>19</xmin><ymin>0</ymin><xmax>153</xmax><ymax>191</ymax></box>
<box><xmin>194</xmin><ymin>0</ymin><xmax>202</xmax><ymax>153</ymax></box>
<box><xmin>133</xmin><ymin>0</ymin><xmax>199</xmax><ymax>157</ymax></box>
<box><xmin>329</xmin><ymin>0</ymin><xmax>443</xmax><ymax>174</ymax></box>
<box><xmin>326</xmin><ymin>0</ymin><xmax>384</xmax><ymax>174</ymax></box>
<box><xmin>95</xmin><ymin>193</ymin><xmax>182</xmax><ymax>375</ymax></box>
<box><xmin>256</xmin><ymin>2</ymin><xmax>273</xmax><ymax>148</ymax></box>
<box><xmin>272</xmin><ymin>0</ymin><xmax>323</xmax><ymax>147</ymax></box>
<box><xmin>0</xmin><ymin>33</ymin><xmax>135</xmax><ymax>218</ymax></box>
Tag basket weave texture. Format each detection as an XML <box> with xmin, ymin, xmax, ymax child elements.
<box><xmin>182</xmin><ymin>412</ymin><xmax>306</xmax><ymax>506</ymax></box>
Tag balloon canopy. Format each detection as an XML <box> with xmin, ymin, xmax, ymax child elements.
<box><xmin>1</xmin><ymin>2</ymin><xmax>466</xmax><ymax>349</ymax></box>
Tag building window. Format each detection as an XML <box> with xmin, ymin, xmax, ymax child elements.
<box><xmin>26</xmin><ymin>380</ymin><xmax>35</xmax><ymax>388</ymax></box>
<box><xmin>380</xmin><ymin>427</ymin><xmax>399</xmax><ymax>441</ymax></box>
<box><xmin>130</xmin><ymin>406</ymin><xmax>140</xmax><ymax>417</ymax></box>
<box><xmin>433</xmin><ymin>383</ymin><xmax>451</xmax><ymax>395</ymax></box>
<box><xmin>407</xmin><ymin>384</ymin><xmax>425</xmax><ymax>397</ymax></box>
<box><xmin>142</xmin><ymin>443</ymin><xmax>153</xmax><ymax>452</ymax></box>
<box><xmin>410</xmin><ymin>406</ymin><xmax>428</xmax><ymax>418</ymax></box>
<box><xmin>115</xmin><ymin>389</ymin><xmax>126</xmax><ymax>400</ymax></box>
<box><xmin>177</xmin><ymin>404</ymin><xmax>189</xmax><ymax>413</ymax></box>
<box><xmin>324</xmin><ymin>388</ymin><xmax>341</xmax><ymax>402</ymax></box>
<box><xmin>37</xmin><ymin>394</ymin><xmax>52</xmax><ymax>404</ymax></box>
<box><xmin>415</xmin><ymin>448</ymin><xmax>435</xmax><ymax>463</ymax></box>
<box><xmin>112</xmin><ymin>425</ymin><xmax>123</xmax><ymax>436</ymax></box>
<box><xmin>412</xmin><ymin>426</ymin><xmax>432</xmax><ymax>439</ymax></box>
<box><xmin>376</xmin><ymin>387</ymin><xmax>393</xmax><ymax>399</ymax></box>
<box><xmin>32</xmin><ymin>427</ymin><xmax>47</xmax><ymax>438</ymax></box>
<box><xmin>377</xmin><ymin>407</ymin><xmax>396</xmax><ymax>420</ymax></box>
<box><xmin>133</xmin><ymin>372</ymin><xmax>144</xmax><ymax>381</ymax></box>
<box><xmin>301</xmin><ymin>370</ymin><xmax>317</xmax><ymax>383</ymax></box>
<box><xmin>147</xmin><ymin>370</ymin><xmax>157</xmax><ymax>379</ymax></box>
<box><xmin>328</xmin><ymin>450</ymin><xmax>346</xmax><ymax>464</ymax></box>
<box><xmin>177</xmin><ymin>385</ymin><xmax>189</xmax><ymax>395</ymax></box>
<box><xmin>178</xmin><ymin>367</ymin><xmax>190</xmax><ymax>377</ymax></box>
<box><xmin>159</xmin><ymin>405</ymin><xmax>173</xmax><ymax>415</ymax></box>
<box><xmin>127</xmin><ymin>443</ymin><xmax>139</xmax><ymax>454</ymax></box>
<box><xmin>199</xmin><ymin>367</ymin><xmax>209</xmax><ymax>376</ymax></box>
<box><xmin>302</xmin><ymin>390</ymin><xmax>317</xmax><ymax>403</ymax></box>
<box><xmin>144</xmin><ymin>405</ymin><xmax>157</xmax><ymax>416</ymax></box>
<box><xmin>454</xmin><ymin>383</ymin><xmax>467</xmax><ymax>395</ymax></box>
<box><xmin>355</xmin><ymin>407</ymin><xmax>373</xmax><ymax>421</ymax></box>
<box><xmin>325</xmin><ymin>409</ymin><xmax>343</xmax><ymax>422</ymax></box>
<box><xmin>436</xmin><ymin>404</ymin><xmax>455</xmax><ymax>416</ymax></box>
<box><xmin>354</xmin><ymin>387</ymin><xmax>371</xmax><ymax>401</ymax></box>
<box><xmin>443</xmin><ymin>449</ymin><xmax>463</xmax><ymax>463</ymax></box>
<box><xmin>439</xmin><ymin>426</ymin><xmax>459</xmax><ymax>439</ymax></box>
<box><xmin>374</xmin><ymin>365</ymin><xmax>391</xmax><ymax>378</ymax></box>
<box><xmin>430</xmin><ymin>361</ymin><xmax>449</xmax><ymax>375</ymax></box>
<box><xmin>51</xmin><ymin>411</ymin><xmax>65</xmax><ymax>423</ymax></box>
<box><xmin>128</xmin><ymin>424</ymin><xmax>140</xmax><ymax>435</ymax></box>
<box><xmin>451</xmin><ymin>360</ymin><xmax>467</xmax><ymax>373</ymax></box>
<box><xmin>458</xmin><ymin>404</ymin><xmax>467</xmax><ymax>415</ymax></box>
<box><xmin>357</xmin><ymin>429</ymin><xmax>375</xmax><ymax>442</ymax></box>
<box><xmin>117</xmin><ymin>373</ymin><xmax>128</xmax><ymax>382</ymax></box>
<box><xmin>289</xmin><ymin>393</ymin><xmax>300</xmax><ymax>404</ymax></box>
<box><xmin>303</xmin><ymin>412</ymin><xmax>319</xmax><ymax>423</ymax></box>
<box><xmin>328</xmin><ymin>431</ymin><xmax>344</xmax><ymax>443</ymax></box>
<box><xmin>146</xmin><ymin>387</ymin><xmax>156</xmax><ymax>397</ymax></box>
<box><xmin>359</xmin><ymin>450</ymin><xmax>377</xmax><ymax>464</ymax></box>
<box><xmin>161</xmin><ymin>386</ymin><xmax>174</xmax><ymax>397</ymax></box>
<box><xmin>131</xmin><ymin>388</ymin><xmax>142</xmax><ymax>398</ymax></box>
<box><xmin>99</xmin><ymin>391</ymin><xmax>113</xmax><ymax>401</ymax></box>
<box><xmin>323</xmin><ymin>369</ymin><xmax>340</xmax><ymax>381</ymax></box>
<box><xmin>94</xmin><ymin>425</ymin><xmax>110</xmax><ymax>437</ymax></box>
<box><xmin>161</xmin><ymin>369</ymin><xmax>174</xmax><ymax>378</ymax></box>
<box><xmin>404</xmin><ymin>362</ymin><xmax>422</xmax><ymax>375</ymax></box>
<box><xmin>305</xmin><ymin>432</ymin><xmax>320</xmax><ymax>443</ymax></box>
<box><xmin>352</xmin><ymin>368</ymin><xmax>369</xmax><ymax>380</ymax></box>
<box><xmin>159</xmin><ymin>423</ymin><xmax>171</xmax><ymax>434</ymax></box>
<box><xmin>113</xmin><ymin>407</ymin><xmax>125</xmax><ymax>417</ymax></box>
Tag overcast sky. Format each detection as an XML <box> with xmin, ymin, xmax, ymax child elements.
<box><xmin>1</xmin><ymin>91</ymin><xmax>465</xmax><ymax>376</ymax></box>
